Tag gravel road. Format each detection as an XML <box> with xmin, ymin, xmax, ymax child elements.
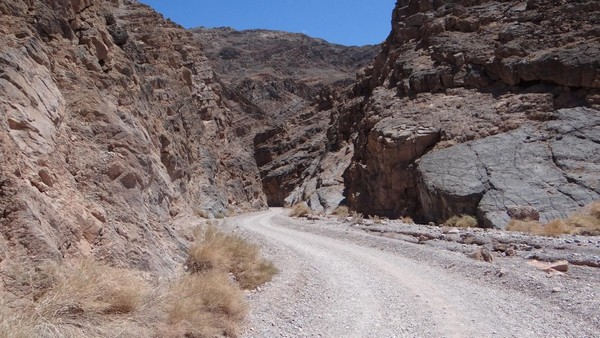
<box><xmin>232</xmin><ymin>209</ymin><xmax>600</xmax><ymax>338</ymax></box>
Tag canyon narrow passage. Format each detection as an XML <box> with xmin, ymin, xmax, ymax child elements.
<box><xmin>236</xmin><ymin>209</ymin><xmax>598</xmax><ymax>338</ymax></box>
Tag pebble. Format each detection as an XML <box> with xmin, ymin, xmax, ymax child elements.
<box><xmin>552</xmin><ymin>287</ymin><xmax>562</xmax><ymax>293</ymax></box>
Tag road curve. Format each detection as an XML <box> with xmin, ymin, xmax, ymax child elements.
<box><xmin>236</xmin><ymin>208</ymin><xmax>598</xmax><ymax>338</ymax></box>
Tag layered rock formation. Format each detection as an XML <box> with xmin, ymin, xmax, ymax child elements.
<box><xmin>338</xmin><ymin>0</ymin><xmax>600</xmax><ymax>227</ymax></box>
<box><xmin>0</xmin><ymin>0</ymin><xmax>268</xmax><ymax>274</ymax></box>
<box><xmin>193</xmin><ymin>28</ymin><xmax>378</xmax><ymax>210</ymax></box>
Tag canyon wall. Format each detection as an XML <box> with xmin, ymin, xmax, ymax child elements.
<box><xmin>0</xmin><ymin>0</ymin><xmax>267</xmax><ymax>273</ymax></box>
<box><xmin>339</xmin><ymin>0</ymin><xmax>599</xmax><ymax>227</ymax></box>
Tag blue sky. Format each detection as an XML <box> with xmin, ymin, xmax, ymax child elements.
<box><xmin>138</xmin><ymin>0</ymin><xmax>396</xmax><ymax>46</ymax></box>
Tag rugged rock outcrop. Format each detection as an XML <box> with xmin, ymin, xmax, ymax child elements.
<box><xmin>338</xmin><ymin>0</ymin><xmax>600</xmax><ymax>226</ymax></box>
<box><xmin>193</xmin><ymin>28</ymin><xmax>378</xmax><ymax>210</ymax></box>
<box><xmin>419</xmin><ymin>107</ymin><xmax>600</xmax><ymax>227</ymax></box>
<box><xmin>0</xmin><ymin>0</ymin><xmax>267</xmax><ymax>275</ymax></box>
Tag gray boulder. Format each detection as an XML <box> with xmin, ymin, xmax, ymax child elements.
<box><xmin>418</xmin><ymin>107</ymin><xmax>600</xmax><ymax>228</ymax></box>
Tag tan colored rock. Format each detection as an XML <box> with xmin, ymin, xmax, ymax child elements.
<box><xmin>468</xmin><ymin>248</ymin><xmax>494</xmax><ymax>263</ymax></box>
<box><xmin>527</xmin><ymin>260</ymin><xmax>569</xmax><ymax>274</ymax></box>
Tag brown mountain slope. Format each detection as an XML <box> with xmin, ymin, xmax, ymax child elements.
<box><xmin>0</xmin><ymin>0</ymin><xmax>268</xmax><ymax>276</ymax></box>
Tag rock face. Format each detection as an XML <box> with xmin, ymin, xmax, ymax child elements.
<box><xmin>193</xmin><ymin>27</ymin><xmax>378</xmax><ymax>210</ymax></box>
<box><xmin>0</xmin><ymin>0</ymin><xmax>267</xmax><ymax>273</ymax></box>
<box><xmin>338</xmin><ymin>0</ymin><xmax>600</xmax><ymax>226</ymax></box>
<box><xmin>419</xmin><ymin>108</ymin><xmax>600</xmax><ymax>228</ymax></box>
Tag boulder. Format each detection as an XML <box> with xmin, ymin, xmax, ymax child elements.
<box><xmin>418</xmin><ymin>108</ymin><xmax>600</xmax><ymax>228</ymax></box>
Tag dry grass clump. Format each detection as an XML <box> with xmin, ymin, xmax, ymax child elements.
<box><xmin>0</xmin><ymin>259</ymin><xmax>151</xmax><ymax>337</ymax></box>
<box><xmin>0</xmin><ymin>308</ymin><xmax>35</xmax><ymax>338</ymax></box>
<box><xmin>369</xmin><ymin>215</ymin><xmax>385</xmax><ymax>224</ymax></box>
<box><xmin>187</xmin><ymin>227</ymin><xmax>278</xmax><ymax>289</ymax></box>
<box><xmin>445</xmin><ymin>214</ymin><xmax>478</xmax><ymax>228</ymax></box>
<box><xmin>506</xmin><ymin>219</ymin><xmax>544</xmax><ymax>234</ymax></box>
<box><xmin>289</xmin><ymin>202</ymin><xmax>311</xmax><ymax>217</ymax></box>
<box><xmin>36</xmin><ymin>259</ymin><xmax>148</xmax><ymax>316</ymax></box>
<box><xmin>401</xmin><ymin>216</ymin><xmax>414</xmax><ymax>224</ymax></box>
<box><xmin>507</xmin><ymin>202</ymin><xmax>600</xmax><ymax>236</ymax></box>
<box><xmin>1</xmin><ymin>228</ymin><xmax>277</xmax><ymax>337</ymax></box>
<box><xmin>165</xmin><ymin>272</ymin><xmax>247</xmax><ymax>338</ymax></box>
<box><xmin>350</xmin><ymin>210</ymin><xmax>364</xmax><ymax>224</ymax></box>
<box><xmin>332</xmin><ymin>205</ymin><xmax>350</xmax><ymax>217</ymax></box>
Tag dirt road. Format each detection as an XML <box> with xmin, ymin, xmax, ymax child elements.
<box><xmin>235</xmin><ymin>209</ymin><xmax>599</xmax><ymax>338</ymax></box>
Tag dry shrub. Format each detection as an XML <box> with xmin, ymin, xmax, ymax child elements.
<box><xmin>289</xmin><ymin>202</ymin><xmax>311</xmax><ymax>217</ymax></box>
<box><xmin>507</xmin><ymin>219</ymin><xmax>573</xmax><ymax>237</ymax></box>
<box><xmin>564</xmin><ymin>215</ymin><xmax>600</xmax><ymax>236</ymax></box>
<box><xmin>589</xmin><ymin>202</ymin><xmax>600</xmax><ymax>219</ymax></box>
<box><xmin>332</xmin><ymin>205</ymin><xmax>349</xmax><ymax>217</ymax></box>
<box><xmin>445</xmin><ymin>215</ymin><xmax>478</xmax><ymax>228</ymax></box>
<box><xmin>33</xmin><ymin>259</ymin><xmax>149</xmax><ymax>321</ymax></box>
<box><xmin>165</xmin><ymin>272</ymin><xmax>247</xmax><ymax>338</ymax></box>
<box><xmin>543</xmin><ymin>219</ymin><xmax>575</xmax><ymax>236</ymax></box>
<box><xmin>0</xmin><ymin>259</ymin><xmax>151</xmax><ymax>337</ymax></box>
<box><xmin>350</xmin><ymin>210</ymin><xmax>364</xmax><ymax>224</ymax></box>
<box><xmin>0</xmin><ymin>307</ymin><xmax>35</xmax><ymax>338</ymax></box>
<box><xmin>401</xmin><ymin>216</ymin><xmax>414</xmax><ymax>224</ymax></box>
<box><xmin>507</xmin><ymin>201</ymin><xmax>600</xmax><ymax>236</ymax></box>
<box><xmin>506</xmin><ymin>219</ymin><xmax>543</xmax><ymax>234</ymax></box>
<box><xmin>187</xmin><ymin>227</ymin><xmax>278</xmax><ymax>289</ymax></box>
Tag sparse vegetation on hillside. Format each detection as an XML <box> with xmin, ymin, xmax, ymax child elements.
<box><xmin>507</xmin><ymin>202</ymin><xmax>600</xmax><ymax>236</ymax></box>
<box><xmin>445</xmin><ymin>215</ymin><xmax>478</xmax><ymax>228</ymax></box>
<box><xmin>0</xmin><ymin>226</ymin><xmax>277</xmax><ymax>337</ymax></box>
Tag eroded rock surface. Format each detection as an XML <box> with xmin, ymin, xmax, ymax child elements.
<box><xmin>193</xmin><ymin>27</ymin><xmax>379</xmax><ymax>210</ymax></box>
<box><xmin>338</xmin><ymin>0</ymin><xmax>600</xmax><ymax>224</ymax></box>
<box><xmin>419</xmin><ymin>107</ymin><xmax>600</xmax><ymax>228</ymax></box>
<box><xmin>0</xmin><ymin>0</ymin><xmax>267</xmax><ymax>276</ymax></box>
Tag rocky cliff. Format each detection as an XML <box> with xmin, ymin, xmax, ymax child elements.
<box><xmin>0</xmin><ymin>0</ymin><xmax>270</xmax><ymax>274</ymax></box>
<box><xmin>338</xmin><ymin>0</ymin><xmax>600</xmax><ymax>227</ymax></box>
<box><xmin>192</xmin><ymin>27</ymin><xmax>378</xmax><ymax>210</ymax></box>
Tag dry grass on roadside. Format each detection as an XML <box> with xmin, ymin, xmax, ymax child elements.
<box><xmin>332</xmin><ymin>205</ymin><xmax>350</xmax><ymax>217</ymax></box>
<box><xmin>445</xmin><ymin>214</ymin><xmax>478</xmax><ymax>228</ymax></box>
<box><xmin>506</xmin><ymin>202</ymin><xmax>600</xmax><ymax>236</ymax></box>
<box><xmin>0</xmin><ymin>259</ymin><xmax>152</xmax><ymax>337</ymax></box>
<box><xmin>1</xmin><ymin>226</ymin><xmax>277</xmax><ymax>337</ymax></box>
<box><xmin>187</xmin><ymin>226</ymin><xmax>278</xmax><ymax>290</ymax></box>
<box><xmin>289</xmin><ymin>202</ymin><xmax>311</xmax><ymax>217</ymax></box>
<box><xmin>164</xmin><ymin>272</ymin><xmax>247</xmax><ymax>338</ymax></box>
<box><xmin>350</xmin><ymin>210</ymin><xmax>364</xmax><ymax>225</ymax></box>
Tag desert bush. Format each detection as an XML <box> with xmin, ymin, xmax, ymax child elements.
<box><xmin>506</xmin><ymin>219</ymin><xmax>543</xmax><ymax>234</ymax></box>
<box><xmin>369</xmin><ymin>215</ymin><xmax>385</xmax><ymax>224</ymax></box>
<box><xmin>0</xmin><ymin>259</ymin><xmax>151</xmax><ymax>337</ymax></box>
<box><xmin>348</xmin><ymin>211</ymin><xmax>364</xmax><ymax>225</ymax></box>
<box><xmin>589</xmin><ymin>202</ymin><xmax>600</xmax><ymax>219</ymax></box>
<box><xmin>564</xmin><ymin>215</ymin><xmax>600</xmax><ymax>236</ymax></box>
<box><xmin>332</xmin><ymin>205</ymin><xmax>350</xmax><ymax>217</ymax></box>
<box><xmin>165</xmin><ymin>272</ymin><xmax>247</xmax><ymax>338</ymax></box>
<box><xmin>0</xmin><ymin>307</ymin><xmax>35</xmax><ymax>338</ymax></box>
<box><xmin>289</xmin><ymin>202</ymin><xmax>311</xmax><ymax>217</ymax></box>
<box><xmin>35</xmin><ymin>259</ymin><xmax>149</xmax><ymax>317</ymax></box>
<box><xmin>187</xmin><ymin>227</ymin><xmax>278</xmax><ymax>289</ymax></box>
<box><xmin>445</xmin><ymin>215</ymin><xmax>478</xmax><ymax>228</ymax></box>
<box><xmin>507</xmin><ymin>201</ymin><xmax>600</xmax><ymax>236</ymax></box>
